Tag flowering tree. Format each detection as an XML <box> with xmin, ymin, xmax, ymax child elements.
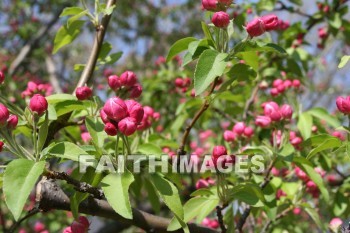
<box><xmin>0</xmin><ymin>0</ymin><xmax>350</xmax><ymax>233</ymax></box>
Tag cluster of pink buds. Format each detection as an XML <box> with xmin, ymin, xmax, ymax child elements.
<box><xmin>174</xmin><ymin>77</ymin><xmax>191</xmax><ymax>93</ymax></box>
<box><xmin>255</xmin><ymin>102</ymin><xmax>293</xmax><ymax>127</ymax></box>
<box><xmin>202</xmin><ymin>218</ymin><xmax>219</xmax><ymax>229</ymax></box>
<box><xmin>0</xmin><ymin>103</ymin><xmax>18</xmax><ymax>128</ymax></box>
<box><xmin>317</xmin><ymin>27</ymin><xmax>328</xmax><ymax>49</ymax></box>
<box><xmin>294</xmin><ymin>166</ymin><xmax>325</xmax><ymax>198</ymax></box>
<box><xmin>332</xmin><ymin>131</ymin><xmax>346</xmax><ymax>141</ymax></box>
<box><xmin>63</xmin><ymin>216</ymin><xmax>90</xmax><ymax>233</ymax></box>
<box><xmin>108</xmin><ymin>71</ymin><xmax>142</xmax><ymax>98</ymax></box>
<box><xmin>76</xmin><ymin>86</ymin><xmax>93</xmax><ymax>100</ymax></box>
<box><xmin>246</xmin><ymin>15</ymin><xmax>279</xmax><ymax>37</ymax></box>
<box><xmin>271</xmin><ymin>167</ymin><xmax>289</xmax><ymax>177</ymax></box>
<box><xmin>211</xmin><ymin>145</ymin><xmax>235</xmax><ymax>168</ymax></box>
<box><xmin>317</xmin><ymin>2</ymin><xmax>330</xmax><ymax>13</ymax></box>
<box><xmin>195</xmin><ymin>178</ymin><xmax>216</xmax><ymax>189</ymax></box>
<box><xmin>101</xmin><ymin>97</ymin><xmax>144</xmax><ymax>136</ymax></box>
<box><xmin>21</xmin><ymin>81</ymin><xmax>53</xmax><ymax>98</ymax></box>
<box><xmin>269</xmin><ymin>78</ymin><xmax>301</xmax><ymax>97</ymax></box>
<box><xmin>223</xmin><ymin>122</ymin><xmax>254</xmax><ymax>142</ymax></box>
<box><xmin>201</xmin><ymin>0</ymin><xmax>232</xmax><ymax>12</ymax></box>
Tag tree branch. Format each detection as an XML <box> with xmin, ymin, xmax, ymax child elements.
<box><xmin>177</xmin><ymin>78</ymin><xmax>219</xmax><ymax>156</ymax></box>
<box><xmin>36</xmin><ymin>179</ymin><xmax>218</xmax><ymax>233</ymax></box>
<box><xmin>75</xmin><ymin>0</ymin><xmax>116</xmax><ymax>89</ymax></box>
<box><xmin>8</xmin><ymin>5</ymin><xmax>68</xmax><ymax>76</ymax></box>
<box><xmin>45</xmin><ymin>55</ymin><xmax>63</xmax><ymax>93</ymax></box>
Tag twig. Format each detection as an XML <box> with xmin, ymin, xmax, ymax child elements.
<box><xmin>44</xmin><ymin>170</ymin><xmax>104</xmax><ymax>199</ymax></box>
<box><xmin>216</xmin><ymin>206</ymin><xmax>227</xmax><ymax>233</ymax></box>
<box><xmin>177</xmin><ymin>78</ymin><xmax>219</xmax><ymax>156</ymax></box>
<box><xmin>261</xmin><ymin>206</ymin><xmax>293</xmax><ymax>233</ymax></box>
<box><xmin>8</xmin><ymin>208</ymin><xmax>40</xmax><ymax>233</ymax></box>
<box><xmin>9</xmin><ymin>5</ymin><xmax>68</xmax><ymax>76</ymax></box>
<box><xmin>75</xmin><ymin>0</ymin><xmax>116</xmax><ymax>89</ymax></box>
<box><xmin>214</xmin><ymin>108</ymin><xmax>238</xmax><ymax>124</ymax></box>
<box><xmin>242</xmin><ymin>86</ymin><xmax>259</xmax><ymax>121</ymax></box>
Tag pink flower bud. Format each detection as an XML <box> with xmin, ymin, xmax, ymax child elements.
<box><xmin>293</xmin><ymin>208</ymin><xmax>301</xmax><ymax>215</ymax></box>
<box><xmin>233</xmin><ymin>122</ymin><xmax>246</xmax><ymax>135</ymax></box>
<box><xmin>318</xmin><ymin>28</ymin><xmax>327</xmax><ymax>39</ymax></box>
<box><xmin>336</xmin><ymin>96</ymin><xmax>350</xmax><ymax>114</ymax></box>
<box><xmin>329</xmin><ymin>218</ymin><xmax>343</xmax><ymax>231</ymax></box>
<box><xmin>175</xmin><ymin>78</ymin><xmax>184</xmax><ymax>88</ymax></box>
<box><xmin>290</xmin><ymin>137</ymin><xmax>302</xmax><ymax>146</ymax></box>
<box><xmin>103</xmin><ymin>97</ymin><xmax>128</xmax><ymax>121</ymax></box>
<box><xmin>104</xmin><ymin>122</ymin><xmax>118</xmax><ymax>136</ymax></box>
<box><xmin>260</xmin><ymin>15</ymin><xmax>279</xmax><ymax>31</ymax></box>
<box><xmin>34</xmin><ymin>222</ymin><xmax>45</xmax><ymax>232</ymax></box>
<box><xmin>0</xmin><ymin>141</ymin><xmax>4</xmax><ymax>152</ymax></box>
<box><xmin>273</xmin><ymin>79</ymin><xmax>283</xmax><ymax>88</ymax></box>
<box><xmin>129</xmin><ymin>84</ymin><xmax>143</xmax><ymax>98</ymax></box>
<box><xmin>209</xmin><ymin>219</ymin><xmax>219</xmax><ymax>229</ymax></box>
<box><xmin>118</xmin><ymin>117</ymin><xmax>137</xmax><ymax>136</ymax></box>
<box><xmin>278</xmin><ymin>20</ymin><xmax>290</xmax><ymax>30</ymax></box>
<box><xmin>125</xmin><ymin>100</ymin><xmax>144</xmax><ymax>123</ymax></box>
<box><xmin>100</xmin><ymin>109</ymin><xmax>109</xmax><ymax>124</ymax></box>
<box><xmin>27</xmin><ymin>81</ymin><xmax>38</xmax><ymax>93</ymax></box>
<box><xmin>108</xmin><ymin>75</ymin><xmax>121</xmax><ymax>90</ymax></box>
<box><xmin>7</xmin><ymin>115</ymin><xmax>18</xmax><ymax>129</ymax></box>
<box><xmin>270</xmin><ymin>88</ymin><xmax>279</xmax><ymax>97</ymax></box>
<box><xmin>0</xmin><ymin>104</ymin><xmax>9</xmax><ymax>125</ymax></box>
<box><xmin>223</xmin><ymin>130</ymin><xmax>236</xmax><ymax>142</ymax></box>
<box><xmin>153</xmin><ymin>112</ymin><xmax>161</xmax><ymax>121</ymax></box>
<box><xmin>332</xmin><ymin>131</ymin><xmax>345</xmax><ymax>141</ymax></box>
<box><xmin>0</xmin><ymin>71</ymin><xmax>4</xmax><ymax>84</ymax></box>
<box><xmin>212</xmin><ymin>145</ymin><xmax>227</xmax><ymax>160</ymax></box>
<box><xmin>103</xmin><ymin>68</ymin><xmax>114</xmax><ymax>78</ymax></box>
<box><xmin>276</xmin><ymin>189</ymin><xmax>286</xmax><ymax>200</ymax></box>
<box><xmin>143</xmin><ymin>106</ymin><xmax>154</xmax><ymax>117</ymax></box>
<box><xmin>284</xmin><ymin>79</ymin><xmax>292</xmax><ymax>88</ymax></box>
<box><xmin>255</xmin><ymin>115</ymin><xmax>271</xmax><ymax>128</ymax></box>
<box><xmin>277</xmin><ymin>84</ymin><xmax>285</xmax><ymax>93</ymax></box>
<box><xmin>263</xmin><ymin>102</ymin><xmax>282</xmax><ymax>121</ymax></box>
<box><xmin>195</xmin><ymin>179</ymin><xmax>209</xmax><ymax>189</ymax></box>
<box><xmin>120</xmin><ymin>71</ymin><xmax>137</xmax><ymax>87</ymax></box>
<box><xmin>280</xmin><ymin>104</ymin><xmax>293</xmax><ymax>119</ymax></box>
<box><xmin>81</xmin><ymin>132</ymin><xmax>92</xmax><ymax>143</ymax></box>
<box><xmin>29</xmin><ymin>94</ymin><xmax>48</xmax><ymax>116</ymax></box>
<box><xmin>246</xmin><ymin>18</ymin><xmax>265</xmax><ymax>37</ymax></box>
<box><xmin>63</xmin><ymin>227</ymin><xmax>72</xmax><ymax>233</ymax></box>
<box><xmin>202</xmin><ymin>0</ymin><xmax>218</xmax><ymax>11</ymax></box>
<box><xmin>212</xmin><ymin>11</ymin><xmax>230</xmax><ymax>28</ymax></box>
<box><xmin>295</xmin><ymin>167</ymin><xmax>309</xmax><ymax>182</ymax></box>
<box><xmin>76</xmin><ymin>86</ymin><xmax>92</xmax><ymax>100</ymax></box>
<box><xmin>306</xmin><ymin>180</ymin><xmax>317</xmax><ymax>191</ymax></box>
<box><xmin>243</xmin><ymin>127</ymin><xmax>254</xmax><ymax>137</ymax></box>
<box><xmin>292</xmin><ymin>79</ymin><xmax>301</xmax><ymax>88</ymax></box>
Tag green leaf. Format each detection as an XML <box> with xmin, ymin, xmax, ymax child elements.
<box><xmin>194</xmin><ymin>50</ymin><xmax>227</xmax><ymax>95</ymax></box>
<box><xmin>144</xmin><ymin>179</ymin><xmax>161</xmax><ymax>213</ymax></box>
<box><xmin>150</xmin><ymin>173</ymin><xmax>184</xmax><ymax>219</ymax></box>
<box><xmin>4</xmin><ymin>159</ymin><xmax>45</xmax><ymax>220</ymax></box>
<box><xmin>46</xmin><ymin>94</ymin><xmax>77</xmax><ymax>104</ymax></box>
<box><xmin>53</xmin><ymin>20</ymin><xmax>85</xmax><ymax>54</ymax></box>
<box><xmin>166</xmin><ymin>37</ymin><xmax>198</xmax><ymax>62</ymax></box>
<box><xmin>304</xmin><ymin>206</ymin><xmax>324</xmax><ymax>230</ymax></box>
<box><xmin>308</xmin><ymin>108</ymin><xmax>341</xmax><ymax>128</ymax></box>
<box><xmin>333</xmin><ymin>190</ymin><xmax>348</xmax><ymax>216</ymax></box>
<box><xmin>227</xmin><ymin>63</ymin><xmax>257</xmax><ymax>81</ymax></box>
<box><xmin>85</xmin><ymin>116</ymin><xmax>107</xmax><ymax>152</ymax></box>
<box><xmin>138</xmin><ymin>143</ymin><xmax>162</xmax><ymax>157</ymax></box>
<box><xmin>228</xmin><ymin>183</ymin><xmax>265</xmax><ymax>207</ymax></box>
<box><xmin>99</xmin><ymin>52</ymin><xmax>123</xmax><ymax>65</ymax></box>
<box><xmin>60</xmin><ymin>7</ymin><xmax>85</xmax><ymax>17</ymax></box>
<box><xmin>101</xmin><ymin>169</ymin><xmax>134</xmax><ymax>219</ymax></box>
<box><xmin>37</xmin><ymin>112</ymin><xmax>49</xmax><ymax>152</ymax></box>
<box><xmin>201</xmin><ymin>22</ymin><xmax>215</xmax><ymax>45</ymax></box>
<box><xmin>294</xmin><ymin>157</ymin><xmax>329</xmax><ymax>202</ymax></box>
<box><xmin>329</xmin><ymin>13</ymin><xmax>342</xmax><ymax>29</ymax></box>
<box><xmin>339</xmin><ymin>55</ymin><xmax>350</xmax><ymax>69</ymax></box>
<box><xmin>48</xmin><ymin>142</ymin><xmax>87</xmax><ymax>161</ymax></box>
<box><xmin>306</xmin><ymin>137</ymin><xmax>341</xmax><ymax>160</ymax></box>
<box><xmin>167</xmin><ymin>197</ymin><xmax>219</xmax><ymax>230</ymax></box>
<box><xmin>297</xmin><ymin>112</ymin><xmax>313</xmax><ymax>139</ymax></box>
